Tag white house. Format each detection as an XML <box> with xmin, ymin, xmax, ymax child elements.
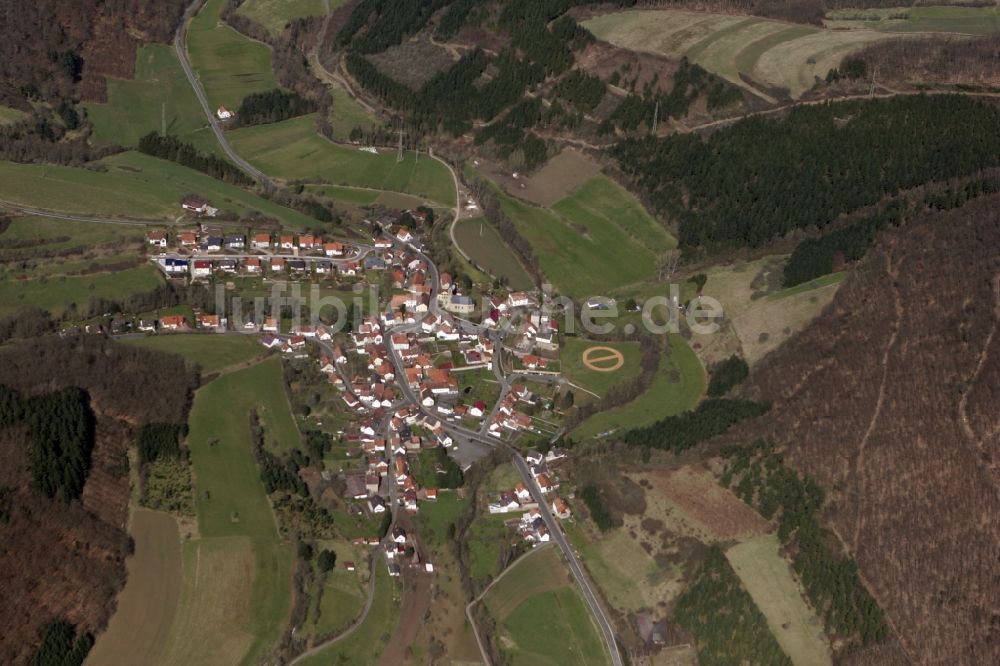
<box><xmin>216</xmin><ymin>106</ymin><xmax>234</xmax><ymax>120</ymax></box>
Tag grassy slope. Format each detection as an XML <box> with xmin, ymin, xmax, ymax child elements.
<box><xmin>188</xmin><ymin>0</ymin><xmax>279</xmax><ymax>111</ymax></box>
<box><xmin>85</xmin><ymin>44</ymin><xmax>220</xmax><ymax>156</ymax></box>
<box><xmin>573</xmin><ymin>334</ymin><xmax>705</xmax><ymax>439</ymax></box>
<box><xmin>0</xmin><ymin>264</ymin><xmax>163</xmax><ymax>318</ymax></box>
<box><xmin>122</xmin><ymin>334</ymin><xmax>266</xmax><ymax>374</ymax></box>
<box><xmin>326</xmin><ymin>83</ymin><xmax>378</xmax><ymax>140</ymax></box>
<box><xmin>155</xmin><ymin>358</ymin><xmax>295</xmax><ymax>666</ymax></box>
<box><xmin>0</xmin><ymin>105</ymin><xmax>28</xmax><ymax>125</ymax></box>
<box><xmin>227</xmin><ymin>115</ymin><xmax>456</xmax><ymax>204</ymax></box>
<box><xmin>237</xmin><ymin>0</ymin><xmax>334</xmax><ymax>35</ymax></box>
<box><xmin>453</xmin><ymin>216</ymin><xmax>535</xmax><ymax>291</ymax></box>
<box><xmin>0</xmin><ymin>152</ymin><xmax>316</xmax><ymax>225</ymax></box>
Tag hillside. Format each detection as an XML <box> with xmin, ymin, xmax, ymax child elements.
<box><xmin>724</xmin><ymin>195</ymin><xmax>1000</xmax><ymax>664</ymax></box>
<box><xmin>0</xmin><ymin>336</ymin><xmax>194</xmax><ymax>663</ymax></box>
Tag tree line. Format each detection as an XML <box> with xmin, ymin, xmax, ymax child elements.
<box><xmin>612</xmin><ymin>95</ymin><xmax>1000</xmax><ymax>251</ymax></box>
<box><xmin>138</xmin><ymin>132</ymin><xmax>253</xmax><ymax>186</ymax></box>
<box><xmin>707</xmin><ymin>354</ymin><xmax>749</xmax><ymax>397</ymax></box>
<box><xmin>720</xmin><ymin>440</ymin><xmax>889</xmax><ymax>646</ymax></box>
<box><xmin>236</xmin><ymin>88</ymin><xmax>318</xmax><ymax>126</ymax></box>
<box><xmin>622</xmin><ymin>398</ymin><xmax>770</xmax><ymax>452</ymax></box>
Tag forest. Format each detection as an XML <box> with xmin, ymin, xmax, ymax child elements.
<box><xmin>622</xmin><ymin>398</ymin><xmax>769</xmax><ymax>451</ymax></box>
<box><xmin>612</xmin><ymin>95</ymin><xmax>1000</xmax><ymax>250</ymax></box>
<box><xmin>236</xmin><ymin>89</ymin><xmax>318</xmax><ymax>126</ymax></box>
<box><xmin>28</xmin><ymin>619</ymin><xmax>93</xmax><ymax>666</ymax></box>
<box><xmin>673</xmin><ymin>545</ymin><xmax>791</xmax><ymax>666</ymax></box>
<box><xmin>706</xmin><ymin>354</ymin><xmax>749</xmax><ymax>397</ymax></box>
<box><xmin>720</xmin><ymin>440</ymin><xmax>888</xmax><ymax>646</ymax></box>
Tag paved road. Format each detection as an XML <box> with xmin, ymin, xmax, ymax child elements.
<box><xmin>174</xmin><ymin>0</ymin><xmax>273</xmax><ymax>188</ymax></box>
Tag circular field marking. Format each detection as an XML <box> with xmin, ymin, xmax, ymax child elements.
<box><xmin>582</xmin><ymin>346</ymin><xmax>625</xmax><ymax>372</ymax></box>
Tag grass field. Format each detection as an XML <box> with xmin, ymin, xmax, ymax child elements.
<box><xmin>307</xmin><ymin>184</ymin><xmax>379</xmax><ymax>205</ymax></box>
<box><xmin>574</xmin><ymin>333</ymin><xmax>704</xmax><ymax>439</ymax></box>
<box><xmin>122</xmin><ymin>334</ymin><xmax>266</xmax><ymax>374</ymax></box>
<box><xmin>88</xmin><ymin>510</ymin><xmax>183</xmax><ymax>666</ymax></box>
<box><xmin>472</xmin><ymin>169</ymin><xmax>672</xmax><ymax>297</ymax></box>
<box><xmin>0</xmin><ymin>105</ymin><xmax>28</xmax><ymax>125</ymax></box>
<box><xmin>228</xmin><ymin>115</ymin><xmax>456</xmax><ymax>204</ymax></box>
<box><xmin>237</xmin><ymin>0</ymin><xmax>337</xmax><ymax>35</ymax></box>
<box><xmin>0</xmin><ymin>152</ymin><xmax>317</xmax><ymax>226</ymax></box>
<box><xmin>150</xmin><ymin>357</ymin><xmax>295</xmax><ymax>665</ymax></box>
<box><xmin>0</xmin><ymin>264</ymin><xmax>163</xmax><ymax>317</ymax></box>
<box><xmin>693</xmin><ymin>257</ymin><xmax>843</xmax><ymax>365</ymax></box>
<box><xmin>299</xmin><ymin>563</ymin><xmax>401</xmax><ymax>666</ymax></box>
<box><xmin>727</xmin><ymin>535</ymin><xmax>832</xmax><ymax>666</ymax></box>
<box><xmin>326</xmin><ymin>78</ymin><xmax>378</xmax><ymax>141</ymax></box>
<box><xmin>85</xmin><ymin>44</ymin><xmax>219</xmax><ymax>155</ymax></box>
<box><xmin>826</xmin><ymin>5</ymin><xmax>1000</xmax><ymax>35</ymax></box>
<box><xmin>560</xmin><ymin>337</ymin><xmax>641</xmax><ymax>398</ymax></box>
<box><xmin>583</xmin><ymin>9</ymin><xmax>939</xmax><ymax>99</ymax></box>
<box><xmin>309</xmin><ymin>565</ymin><xmax>367</xmax><ymax>637</ymax></box>
<box><xmin>483</xmin><ymin>546</ymin><xmax>608</xmax><ymax>666</ymax></box>
<box><xmin>188</xmin><ymin>0</ymin><xmax>280</xmax><ymax>111</ymax></box>
<box><xmin>453</xmin><ymin>217</ymin><xmax>534</xmax><ymax>291</ymax></box>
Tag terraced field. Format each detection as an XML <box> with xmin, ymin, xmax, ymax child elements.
<box><xmin>228</xmin><ymin>115</ymin><xmax>456</xmax><ymax>204</ymax></box>
<box><xmin>585</xmin><ymin>8</ymin><xmax>999</xmax><ymax>99</ymax></box>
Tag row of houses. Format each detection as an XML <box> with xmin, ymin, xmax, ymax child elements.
<box><xmin>159</xmin><ymin>255</ymin><xmax>366</xmax><ymax>278</ymax></box>
<box><xmin>148</xmin><ymin>226</ymin><xmax>353</xmax><ymax>257</ymax></box>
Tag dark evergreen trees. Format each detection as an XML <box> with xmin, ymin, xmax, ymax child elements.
<box><xmin>622</xmin><ymin>398</ymin><xmax>770</xmax><ymax>452</ymax></box>
<box><xmin>236</xmin><ymin>89</ymin><xmax>317</xmax><ymax>126</ymax></box>
<box><xmin>137</xmin><ymin>133</ymin><xmax>253</xmax><ymax>186</ymax></box>
<box><xmin>29</xmin><ymin>619</ymin><xmax>92</xmax><ymax>666</ymax></box>
<box><xmin>707</xmin><ymin>355</ymin><xmax>750</xmax><ymax>397</ymax></box>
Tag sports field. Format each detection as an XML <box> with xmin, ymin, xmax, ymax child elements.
<box><xmin>85</xmin><ymin>44</ymin><xmax>219</xmax><ymax>155</ymax></box>
<box><xmin>560</xmin><ymin>337</ymin><xmax>642</xmax><ymax>398</ymax></box>
<box><xmin>150</xmin><ymin>358</ymin><xmax>295</xmax><ymax>665</ymax></box>
<box><xmin>727</xmin><ymin>535</ymin><xmax>832</xmax><ymax>666</ymax></box>
<box><xmin>228</xmin><ymin>115</ymin><xmax>456</xmax><ymax>204</ymax></box>
<box><xmin>188</xmin><ymin>0</ymin><xmax>280</xmax><ymax>111</ymax></box>
<box><xmin>87</xmin><ymin>510</ymin><xmax>183</xmax><ymax>666</ymax></box>
<box><xmin>0</xmin><ymin>153</ymin><xmax>317</xmax><ymax>225</ymax></box>
<box><xmin>574</xmin><ymin>333</ymin><xmax>704</xmax><ymax>439</ymax></box>
<box><xmin>472</xmin><ymin>169</ymin><xmax>673</xmax><ymax>297</ymax></box>
<box><xmin>453</xmin><ymin>217</ymin><xmax>535</xmax><ymax>291</ymax></box>
<box><xmin>584</xmin><ymin>10</ymin><xmax>912</xmax><ymax>99</ymax></box>
<box><xmin>123</xmin><ymin>334</ymin><xmax>266</xmax><ymax>375</ymax></box>
<box><xmin>237</xmin><ymin>0</ymin><xmax>337</xmax><ymax>36</ymax></box>
<box><xmin>483</xmin><ymin>546</ymin><xmax>609</xmax><ymax>666</ymax></box>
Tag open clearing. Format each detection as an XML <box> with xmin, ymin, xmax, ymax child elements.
<box><xmin>0</xmin><ymin>105</ymin><xmax>28</xmax><ymax>125</ymax></box>
<box><xmin>574</xmin><ymin>334</ymin><xmax>704</xmax><ymax>440</ymax></box>
<box><xmin>646</xmin><ymin>466</ymin><xmax>770</xmax><ymax>541</ymax></box>
<box><xmin>325</xmin><ymin>81</ymin><xmax>379</xmax><ymax>140</ymax></box>
<box><xmin>483</xmin><ymin>546</ymin><xmax>609</xmax><ymax>666</ymax></box>
<box><xmin>151</xmin><ymin>358</ymin><xmax>294</xmax><ymax>665</ymax></box>
<box><xmin>471</xmin><ymin>168</ymin><xmax>673</xmax><ymax>297</ymax></box>
<box><xmin>123</xmin><ymin>334</ymin><xmax>266</xmax><ymax>375</ymax></box>
<box><xmin>692</xmin><ymin>256</ymin><xmax>843</xmax><ymax>365</ymax></box>
<box><xmin>560</xmin><ymin>337</ymin><xmax>641</xmax><ymax>398</ymax></box>
<box><xmin>85</xmin><ymin>44</ymin><xmax>220</xmax><ymax>155</ymax></box>
<box><xmin>188</xmin><ymin>0</ymin><xmax>280</xmax><ymax>111</ymax></box>
<box><xmin>228</xmin><ymin>115</ymin><xmax>456</xmax><ymax>204</ymax></box>
<box><xmin>0</xmin><ymin>152</ymin><xmax>316</xmax><ymax>226</ymax></box>
<box><xmin>237</xmin><ymin>0</ymin><xmax>337</xmax><ymax>36</ymax></box>
<box><xmin>87</xmin><ymin>510</ymin><xmax>182</xmax><ymax>666</ymax></box>
<box><xmin>727</xmin><ymin>534</ymin><xmax>832</xmax><ymax>666</ymax></box>
<box><xmin>453</xmin><ymin>216</ymin><xmax>535</xmax><ymax>291</ymax></box>
<box><xmin>502</xmin><ymin>149</ymin><xmax>604</xmax><ymax>208</ymax></box>
<box><xmin>584</xmin><ymin>9</ymin><xmax>915</xmax><ymax>98</ymax></box>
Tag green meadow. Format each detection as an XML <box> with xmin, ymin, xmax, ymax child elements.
<box><xmin>123</xmin><ymin>334</ymin><xmax>267</xmax><ymax>375</ymax></box>
<box><xmin>0</xmin><ymin>152</ymin><xmax>316</xmax><ymax>226</ymax></box>
<box><xmin>0</xmin><ymin>265</ymin><xmax>163</xmax><ymax>318</ymax></box>
<box><xmin>228</xmin><ymin>115</ymin><xmax>456</xmax><ymax>204</ymax></box>
<box><xmin>453</xmin><ymin>216</ymin><xmax>535</xmax><ymax>291</ymax></box>
<box><xmin>188</xmin><ymin>0</ymin><xmax>280</xmax><ymax>111</ymax></box>
<box><xmin>237</xmin><ymin>0</ymin><xmax>336</xmax><ymax>36</ymax></box>
<box><xmin>85</xmin><ymin>44</ymin><xmax>220</xmax><ymax>155</ymax></box>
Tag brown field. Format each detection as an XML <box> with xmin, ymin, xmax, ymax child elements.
<box><xmin>481</xmin><ymin>148</ymin><xmax>603</xmax><ymax>207</ymax></box>
<box><xmin>643</xmin><ymin>466</ymin><xmax>770</xmax><ymax>541</ymax></box>
<box><xmin>87</xmin><ymin>509</ymin><xmax>183</xmax><ymax>666</ymax></box>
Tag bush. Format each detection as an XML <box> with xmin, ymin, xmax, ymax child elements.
<box><xmin>581</xmin><ymin>485</ymin><xmax>614</xmax><ymax>531</ymax></box>
<box><xmin>317</xmin><ymin>548</ymin><xmax>336</xmax><ymax>572</ymax></box>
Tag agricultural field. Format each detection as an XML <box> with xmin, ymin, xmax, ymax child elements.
<box><xmin>472</xmin><ymin>169</ymin><xmax>673</xmax><ymax>298</ymax></box>
<box><xmin>228</xmin><ymin>115</ymin><xmax>456</xmax><ymax>204</ymax></box>
<box><xmin>122</xmin><ymin>334</ymin><xmax>267</xmax><ymax>375</ymax></box>
<box><xmin>0</xmin><ymin>264</ymin><xmax>163</xmax><ymax>318</ymax></box>
<box><xmin>0</xmin><ymin>105</ymin><xmax>27</xmax><ymax>125</ymax></box>
<box><xmin>573</xmin><ymin>333</ymin><xmax>704</xmax><ymax>440</ymax></box>
<box><xmin>693</xmin><ymin>257</ymin><xmax>844</xmax><ymax>365</ymax></box>
<box><xmin>727</xmin><ymin>535</ymin><xmax>832</xmax><ymax>666</ymax></box>
<box><xmin>85</xmin><ymin>44</ymin><xmax>219</xmax><ymax>155</ymax></box>
<box><xmin>0</xmin><ymin>152</ymin><xmax>317</xmax><ymax>226</ymax></box>
<box><xmin>584</xmin><ymin>10</ymin><xmax>911</xmax><ymax>99</ymax></box>
<box><xmin>149</xmin><ymin>358</ymin><xmax>295</xmax><ymax>665</ymax></box>
<box><xmin>237</xmin><ymin>0</ymin><xmax>335</xmax><ymax>36</ymax></box>
<box><xmin>87</xmin><ymin>510</ymin><xmax>183</xmax><ymax>666</ymax></box>
<box><xmin>188</xmin><ymin>0</ymin><xmax>280</xmax><ymax>111</ymax></box>
<box><xmin>298</xmin><ymin>564</ymin><xmax>401</xmax><ymax>666</ymax></box>
<box><xmin>560</xmin><ymin>337</ymin><xmax>642</xmax><ymax>399</ymax></box>
<box><xmin>482</xmin><ymin>546</ymin><xmax>609</xmax><ymax>666</ymax></box>
<box><xmin>453</xmin><ymin>216</ymin><xmax>534</xmax><ymax>291</ymax></box>
<box><xmin>492</xmin><ymin>148</ymin><xmax>604</xmax><ymax>208</ymax></box>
